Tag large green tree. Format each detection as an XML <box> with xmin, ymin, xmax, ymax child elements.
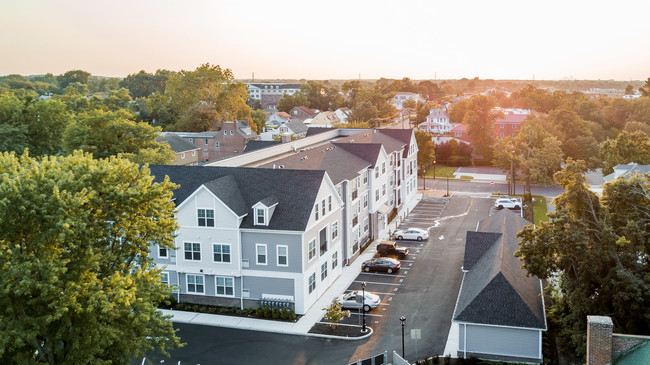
<box><xmin>515</xmin><ymin>159</ymin><xmax>650</xmax><ymax>359</ymax></box>
<box><xmin>639</xmin><ymin>77</ymin><xmax>650</xmax><ymax>97</ymax></box>
<box><xmin>0</xmin><ymin>151</ymin><xmax>182</xmax><ymax>364</ymax></box>
<box><xmin>119</xmin><ymin>70</ymin><xmax>173</xmax><ymax>98</ymax></box>
<box><xmin>461</xmin><ymin>95</ymin><xmax>501</xmax><ymax>161</ymax></box>
<box><xmin>63</xmin><ymin>109</ymin><xmax>174</xmax><ymax>164</ymax></box>
<box><xmin>57</xmin><ymin>70</ymin><xmax>91</xmax><ymax>89</ymax></box>
<box><xmin>599</xmin><ymin>130</ymin><xmax>650</xmax><ymax>175</ymax></box>
<box><xmin>415</xmin><ymin>130</ymin><xmax>436</xmax><ymax>173</ymax></box>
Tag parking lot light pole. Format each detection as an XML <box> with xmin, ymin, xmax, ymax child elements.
<box><xmin>362</xmin><ymin>282</ymin><xmax>367</xmax><ymax>333</ymax></box>
<box><xmin>400</xmin><ymin>316</ymin><xmax>406</xmax><ymax>359</ymax></box>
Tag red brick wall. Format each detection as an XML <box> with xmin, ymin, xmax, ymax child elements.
<box><xmin>587</xmin><ymin>316</ymin><xmax>613</xmax><ymax>365</ymax></box>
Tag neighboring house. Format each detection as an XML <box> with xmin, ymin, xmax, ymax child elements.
<box><xmin>247</xmin><ymin>83</ymin><xmax>301</xmax><ymax>110</ymax></box>
<box><xmin>603</xmin><ymin>162</ymin><xmax>650</xmax><ymax>183</ymax></box>
<box><xmin>334</xmin><ymin>107</ymin><xmax>351</xmax><ymax>124</ymax></box>
<box><xmin>305</xmin><ymin>127</ymin><xmax>332</xmax><ymax>137</ymax></box>
<box><xmin>450</xmin><ymin>113</ymin><xmax>530</xmax><ymax>144</ymax></box>
<box><xmin>586</xmin><ymin>316</ymin><xmax>650</xmax><ymax>365</ymax></box>
<box><xmin>148</xmin><ymin>165</ymin><xmax>344</xmax><ymax>315</ymax></box>
<box><xmin>157</xmin><ymin>133</ymin><xmax>200</xmax><ymax>166</ymax></box>
<box><xmin>419</xmin><ymin>109</ymin><xmax>452</xmax><ymax>134</ymax></box>
<box><xmin>290</xmin><ymin>106</ymin><xmax>320</xmax><ymax>122</ymax></box>
<box><xmin>243</xmin><ymin>140</ymin><xmax>281</xmax><ymax>154</ymax></box>
<box><xmin>452</xmin><ymin>210</ymin><xmax>546</xmax><ymax>363</ymax></box>
<box><xmin>310</xmin><ymin>111</ymin><xmax>341</xmax><ymax>127</ymax></box>
<box><xmin>166</xmin><ymin>121</ymin><xmax>258</xmax><ymax>162</ymax></box>
<box><xmin>391</xmin><ymin>92</ymin><xmax>426</xmax><ymax>110</ymax></box>
<box><xmin>279</xmin><ymin>120</ymin><xmax>308</xmax><ymax>138</ymax></box>
<box><xmin>266</xmin><ymin>112</ymin><xmax>291</xmax><ymax>129</ymax></box>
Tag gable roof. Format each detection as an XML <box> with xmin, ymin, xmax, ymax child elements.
<box><xmin>336</xmin><ymin>129</ymin><xmax>407</xmax><ymax>155</ymax></box>
<box><xmin>147</xmin><ymin>165</ymin><xmax>326</xmax><ymax>231</ymax></box>
<box><xmin>157</xmin><ymin>134</ymin><xmax>200</xmax><ymax>153</ymax></box>
<box><xmin>258</xmin><ymin>143</ymin><xmax>370</xmax><ymax>185</ymax></box>
<box><xmin>243</xmin><ymin>140</ymin><xmax>281</xmax><ymax>153</ymax></box>
<box><xmin>453</xmin><ymin>210</ymin><xmax>546</xmax><ymax>329</ymax></box>
<box><xmin>427</xmin><ymin>108</ymin><xmax>450</xmax><ymax>119</ymax></box>
<box><xmin>284</xmin><ymin>119</ymin><xmax>308</xmax><ymax>135</ymax></box>
<box><xmin>333</xmin><ymin>142</ymin><xmax>383</xmax><ymax>168</ymax></box>
<box><xmin>306</xmin><ymin>127</ymin><xmax>332</xmax><ymax>137</ymax></box>
<box><xmin>603</xmin><ymin>162</ymin><xmax>650</xmax><ymax>182</ymax></box>
<box><xmin>293</xmin><ymin>106</ymin><xmax>319</xmax><ymax>117</ymax></box>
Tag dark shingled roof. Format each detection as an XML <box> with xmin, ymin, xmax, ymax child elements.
<box><xmin>453</xmin><ymin>210</ymin><xmax>546</xmax><ymax>329</ymax></box>
<box><xmin>147</xmin><ymin>165</ymin><xmax>325</xmax><ymax>231</ymax></box>
<box><xmin>259</xmin><ymin>195</ymin><xmax>278</xmax><ymax>207</ymax></box>
<box><xmin>157</xmin><ymin>134</ymin><xmax>199</xmax><ymax>153</ymax></box>
<box><xmin>306</xmin><ymin>127</ymin><xmax>331</xmax><ymax>137</ymax></box>
<box><xmin>243</xmin><ymin>140</ymin><xmax>281</xmax><ymax>153</ymax></box>
<box><xmin>332</xmin><ymin>142</ymin><xmax>383</xmax><ymax>168</ymax></box>
<box><xmin>258</xmin><ymin>143</ymin><xmax>370</xmax><ymax>185</ymax></box>
<box><xmin>284</xmin><ymin>120</ymin><xmax>308</xmax><ymax>135</ymax></box>
<box><xmin>336</xmin><ymin>129</ymin><xmax>407</xmax><ymax>155</ymax></box>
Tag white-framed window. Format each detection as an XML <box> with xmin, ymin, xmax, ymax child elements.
<box><xmin>375</xmin><ymin>166</ymin><xmax>379</xmax><ymax>178</ymax></box>
<box><xmin>161</xmin><ymin>272</ymin><xmax>169</xmax><ymax>286</ymax></box>
<box><xmin>328</xmin><ymin>195</ymin><xmax>332</xmax><ymax>212</ymax></box>
<box><xmin>320</xmin><ymin>262</ymin><xmax>328</xmax><ymax>281</ymax></box>
<box><xmin>191</xmin><ymin>150</ymin><xmax>196</xmax><ymax>156</ymax></box>
<box><xmin>308</xmin><ymin>273</ymin><xmax>316</xmax><ymax>294</ymax></box>
<box><xmin>319</xmin><ymin>227</ymin><xmax>328</xmax><ymax>255</ymax></box>
<box><xmin>382</xmin><ymin>162</ymin><xmax>386</xmax><ymax>174</ymax></box>
<box><xmin>314</xmin><ymin>203</ymin><xmax>319</xmax><ymax>221</ymax></box>
<box><xmin>224</xmin><ymin>130</ymin><xmax>227</xmax><ymax>135</ymax></box>
<box><xmin>197</xmin><ymin>209</ymin><xmax>214</xmax><ymax>227</ymax></box>
<box><xmin>158</xmin><ymin>245</ymin><xmax>168</xmax><ymax>259</ymax></box>
<box><xmin>256</xmin><ymin>244</ymin><xmax>267</xmax><ymax>265</ymax></box>
<box><xmin>363</xmin><ymin>193</ymin><xmax>368</xmax><ymax>208</ymax></box>
<box><xmin>256</xmin><ymin>208</ymin><xmax>265</xmax><ymax>225</ymax></box>
<box><xmin>308</xmin><ymin>239</ymin><xmax>316</xmax><ymax>261</ymax></box>
<box><xmin>363</xmin><ymin>217</ymin><xmax>369</xmax><ymax>233</ymax></box>
<box><xmin>277</xmin><ymin>245</ymin><xmax>288</xmax><ymax>266</ymax></box>
<box><xmin>382</xmin><ymin>183</ymin><xmax>386</xmax><ymax>196</ymax></box>
<box><xmin>184</xmin><ymin>242</ymin><xmax>201</xmax><ymax>261</ymax></box>
<box><xmin>181</xmin><ymin>152</ymin><xmax>185</xmax><ymax>159</ymax></box>
<box><xmin>215</xmin><ymin>141</ymin><xmax>219</xmax><ymax>148</ymax></box>
<box><xmin>363</xmin><ymin>170</ymin><xmax>368</xmax><ymax>184</ymax></box>
<box><xmin>187</xmin><ymin>274</ymin><xmax>204</xmax><ymax>294</ymax></box>
<box><xmin>500</xmin><ymin>123</ymin><xmax>505</xmax><ymax>128</ymax></box>
<box><xmin>332</xmin><ymin>251</ymin><xmax>338</xmax><ymax>269</ymax></box>
<box><xmin>230</xmin><ymin>130</ymin><xmax>234</xmax><ymax>135</ymax></box>
<box><xmin>331</xmin><ymin>221</ymin><xmax>338</xmax><ymax>240</ymax></box>
<box><xmin>213</xmin><ymin>243</ymin><xmax>231</xmax><ymax>263</ymax></box>
<box><xmin>375</xmin><ymin>189</ymin><xmax>379</xmax><ymax>201</ymax></box>
<box><xmin>204</xmin><ymin>138</ymin><xmax>209</xmax><ymax>145</ymax></box>
<box><xmin>189</xmin><ymin>138</ymin><xmax>193</xmax><ymax>142</ymax></box>
<box><xmin>500</xmin><ymin>132</ymin><xmax>505</xmax><ymax>138</ymax></box>
<box><xmin>215</xmin><ymin>276</ymin><xmax>234</xmax><ymax>296</ymax></box>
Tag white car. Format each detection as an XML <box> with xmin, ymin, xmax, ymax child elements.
<box><xmin>335</xmin><ymin>290</ymin><xmax>381</xmax><ymax>312</ymax></box>
<box><xmin>494</xmin><ymin>196</ymin><xmax>522</xmax><ymax>210</ymax></box>
<box><xmin>393</xmin><ymin>227</ymin><xmax>429</xmax><ymax>241</ymax></box>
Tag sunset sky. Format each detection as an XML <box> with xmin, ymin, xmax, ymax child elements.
<box><xmin>1</xmin><ymin>0</ymin><xmax>649</xmax><ymax>81</ymax></box>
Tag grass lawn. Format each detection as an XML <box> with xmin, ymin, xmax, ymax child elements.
<box><xmin>491</xmin><ymin>193</ymin><xmax>549</xmax><ymax>225</ymax></box>
<box><xmin>423</xmin><ymin>165</ymin><xmax>457</xmax><ymax>178</ymax></box>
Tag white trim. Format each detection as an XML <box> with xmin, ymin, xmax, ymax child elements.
<box><xmin>452</xmin><ymin>320</ymin><xmax>546</xmax><ymax>332</ymax></box>
<box><xmin>255</xmin><ymin>243</ymin><xmax>268</xmax><ymax>265</ymax></box>
<box><xmin>157</xmin><ymin>244</ymin><xmax>168</xmax><ymax>259</ymax></box>
<box><xmin>307</xmin><ymin>238</ymin><xmax>317</xmax><ymax>263</ymax></box>
<box><xmin>214</xmin><ymin>276</ymin><xmax>235</xmax><ymax>297</ymax></box>
<box><xmin>212</xmin><ymin>243</ymin><xmax>231</xmax><ymax>263</ymax></box>
<box><xmin>182</xmin><ymin>241</ymin><xmax>202</xmax><ymax>262</ymax></box>
<box><xmin>196</xmin><ymin>207</ymin><xmax>215</xmax><ymax>227</ymax></box>
<box><xmin>185</xmin><ymin>273</ymin><xmax>206</xmax><ymax>295</ymax></box>
<box><xmin>277</xmin><ymin>245</ymin><xmax>289</xmax><ymax>267</ymax></box>
<box><xmin>161</xmin><ymin>271</ymin><xmax>170</xmax><ymax>286</ymax></box>
<box><xmin>176</xmin><ymin>185</ymin><xmax>247</xmax><ymax>219</ymax></box>
<box><xmin>239</xmin><ymin>228</ymin><xmax>303</xmax><ymax>234</ymax></box>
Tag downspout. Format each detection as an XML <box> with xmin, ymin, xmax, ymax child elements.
<box><xmin>464</xmin><ymin>323</ymin><xmax>467</xmax><ymax>359</ymax></box>
<box><xmin>239</xmin><ymin>222</ymin><xmax>244</xmax><ymax>310</ymax></box>
<box><xmin>176</xmin><ymin>272</ymin><xmax>181</xmax><ymax>303</ymax></box>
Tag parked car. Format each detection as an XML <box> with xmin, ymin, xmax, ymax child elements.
<box><xmin>393</xmin><ymin>227</ymin><xmax>429</xmax><ymax>241</ymax></box>
<box><xmin>376</xmin><ymin>241</ymin><xmax>409</xmax><ymax>258</ymax></box>
<box><xmin>361</xmin><ymin>258</ymin><xmax>401</xmax><ymax>273</ymax></box>
<box><xmin>494</xmin><ymin>196</ymin><xmax>522</xmax><ymax>210</ymax></box>
<box><xmin>335</xmin><ymin>290</ymin><xmax>381</xmax><ymax>312</ymax></box>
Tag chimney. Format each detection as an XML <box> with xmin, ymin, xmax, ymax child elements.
<box><xmin>281</xmin><ymin>133</ymin><xmax>291</xmax><ymax>143</ymax></box>
<box><xmin>587</xmin><ymin>316</ymin><xmax>613</xmax><ymax>365</ymax></box>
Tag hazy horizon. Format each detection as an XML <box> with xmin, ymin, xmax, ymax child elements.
<box><xmin>1</xmin><ymin>0</ymin><xmax>649</xmax><ymax>81</ymax></box>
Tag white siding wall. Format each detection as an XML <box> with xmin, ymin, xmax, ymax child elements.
<box><xmin>457</xmin><ymin>323</ymin><xmax>541</xmax><ymax>360</ymax></box>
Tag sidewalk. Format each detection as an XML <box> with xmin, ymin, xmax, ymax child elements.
<box><xmin>161</xmin><ymin>193</ymin><xmax>424</xmax><ymax>339</ymax></box>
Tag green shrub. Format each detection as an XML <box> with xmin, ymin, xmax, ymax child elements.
<box><xmin>289</xmin><ymin>308</ymin><xmax>296</xmax><ymax>321</ymax></box>
<box><xmin>443</xmin><ymin>354</ymin><xmax>451</xmax><ymax>365</ymax></box>
<box><xmin>256</xmin><ymin>306</ymin><xmax>264</xmax><ymax>318</ymax></box>
<box><xmin>432</xmin><ymin>355</ymin><xmax>439</xmax><ymax>364</ymax></box>
<box><xmin>280</xmin><ymin>307</ymin><xmax>289</xmax><ymax>320</ymax></box>
<box><xmin>263</xmin><ymin>307</ymin><xmax>271</xmax><ymax>318</ymax></box>
<box><xmin>272</xmin><ymin>307</ymin><xmax>280</xmax><ymax>319</ymax></box>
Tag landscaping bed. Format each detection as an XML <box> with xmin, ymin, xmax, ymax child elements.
<box><xmin>308</xmin><ymin>322</ymin><xmax>369</xmax><ymax>338</ymax></box>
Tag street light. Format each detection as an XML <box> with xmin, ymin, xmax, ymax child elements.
<box><xmin>445</xmin><ymin>174</ymin><xmax>449</xmax><ymax>197</ymax></box>
<box><xmin>362</xmin><ymin>282</ymin><xmax>367</xmax><ymax>333</ymax></box>
<box><xmin>511</xmin><ymin>149</ymin><xmax>516</xmax><ymax>196</ymax></box>
<box><xmin>400</xmin><ymin>316</ymin><xmax>406</xmax><ymax>359</ymax></box>
<box><xmin>433</xmin><ymin>160</ymin><xmax>436</xmax><ymax>180</ymax></box>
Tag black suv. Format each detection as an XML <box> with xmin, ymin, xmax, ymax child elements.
<box><xmin>376</xmin><ymin>241</ymin><xmax>409</xmax><ymax>258</ymax></box>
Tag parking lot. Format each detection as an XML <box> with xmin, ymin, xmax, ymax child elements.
<box><xmin>318</xmin><ymin>197</ymin><xmax>449</xmax><ymax>328</ymax></box>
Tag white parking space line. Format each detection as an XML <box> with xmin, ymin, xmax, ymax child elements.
<box><xmin>347</xmin><ymin>312</ymin><xmax>384</xmax><ymax>317</ymax></box>
<box><xmin>399</xmin><ymin>259</ymin><xmax>414</xmax><ymax>263</ymax></box>
<box><xmin>354</xmin><ymin>280</ymin><xmax>401</xmax><ymax>286</ymax></box>
<box><xmin>346</xmin><ymin>290</ymin><xmax>396</xmax><ymax>295</ymax></box>
<box><xmin>358</xmin><ymin>272</ymin><xmax>406</xmax><ymax>278</ymax></box>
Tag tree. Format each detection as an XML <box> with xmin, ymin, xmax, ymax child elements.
<box><xmin>639</xmin><ymin>77</ymin><xmax>650</xmax><ymax>97</ymax></box>
<box><xmin>347</xmin><ymin>101</ymin><xmax>378</xmax><ymax>124</ymax></box>
<box><xmin>57</xmin><ymin>70</ymin><xmax>91</xmax><ymax>89</ymax></box>
<box><xmin>599</xmin><ymin>130</ymin><xmax>650</xmax><ymax>175</ymax></box>
<box><xmin>545</xmin><ymin>109</ymin><xmax>600</xmax><ymax>169</ymax></box>
<box><xmin>63</xmin><ymin>109</ymin><xmax>174</xmax><ymax>164</ymax></box>
<box><xmin>250</xmin><ymin>109</ymin><xmax>267</xmax><ymax>132</ymax></box>
<box><xmin>101</xmin><ymin>88</ymin><xmax>132</xmax><ymax>111</ymax></box>
<box><xmin>23</xmin><ymin>99</ymin><xmax>73</xmax><ymax>155</ymax></box>
<box><xmin>322</xmin><ymin>300</ymin><xmax>350</xmax><ymax>329</ymax></box>
<box><xmin>415</xmin><ymin>130</ymin><xmax>436</xmax><ymax>176</ymax></box>
<box><xmin>515</xmin><ymin>159</ymin><xmax>650</xmax><ymax>359</ymax></box>
<box><xmin>624</xmin><ymin>84</ymin><xmax>635</xmax><ymax>95</ymax></box>
<box><xmin>624</xmin><ymin>121</ymin><xmax>650</xmax><ymax>136</ymax></box>
<box><xmin>119</xmin><ymin>70</ymin><xmax>173</xmax><ymax>98</ymax></box>
<box><xmin>461</xmin><ymin>95</ymin><xmax>501</xmax><ymax>161</ymax></box>
<box><xmin>276</xmin><ymin>92</ymin><xmax>308</xmax><ymax>113</ymax></box>
<box><xmin>0</xmin><ymin>151</ymin><xmax>182</xmax><ymax>363</ymax></box>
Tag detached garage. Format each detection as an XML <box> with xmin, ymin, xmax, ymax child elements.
<box><xmin>452</xmin><ymin>210</ymin><xmax>546</xmax><ymax>363</ymax></box>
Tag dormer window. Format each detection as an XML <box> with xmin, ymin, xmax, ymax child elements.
<box><xmin>256</xmin><ymin>208</ymin><xmax>265</xmax><ymax>225</ymax></box>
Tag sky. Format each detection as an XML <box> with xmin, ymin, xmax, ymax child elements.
<box><xmin>1</xmin><ymin>0</ymin><xmax>649</xmax><ymax>81</ymax></box>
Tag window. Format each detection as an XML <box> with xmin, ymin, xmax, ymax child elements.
<box><xmin>187</xmin><ymin>274</ymin><xmax>204</xmax><ymax>294</ymax></box>
<box><xmin>198</xmin><ymin>209</ymin><xmax>214</xmax><ymax>227</ymax></box>
<box><xmin>158</xmin><ymin>245</ymin><xmax>168</xmax><ymax>258</ymax></box>
<box><xmin>375</xmin><ymin>166</ymin><xmax>379</xmax><ymax>178</ymax></box>
<box><xmin>184</xmin><ymin>242</ymin><xmax>201</xmax><ymax>261</ymax></box>
<box><xmin>161</xmin><ymin>272</ymin><xmax>169</xmax><ymax>286</ymax></box>
<box><xmin>216</xmin><ymin>276</ymin><xmax>234</xmax><ymax>296</ymax></box>
<box><xmin>363</xmin><ymin>170</ymin><xmax>368</xmax><ymax>184</ymax></box>
<box><xmin>500</xmin><ymin>123</ymin><xmax>505</xmax><ymax>128</ymax></box>
<box><xmin>321</xmin><ymin>199</ymin><xmax>326</xmax><ymax>216</ymax></box>
<box><xmin>224</xmin><ymin>130</ymin><xmax>227</xmax><ymax>135</ymax></box>
<box><xmin>382</xmin><ymin>183</ymin><xmax>386</xmax><ymax>196</ymax></box>
<box><xmin>375</xmin><ymin>189</ymin><xmax>379</xmax><ymax>201</ymax></box>
<box><xmin>191</xmin><ymin>150</ymin><xmax>196</xmax><ymax>156</ymax></box>
<box><xmin>308</xmin><ymin>239</ymin><xmax>316</xmax><ymax>261</ymax></box>
<box><xmin>382</xmin><ymin>162</ymin><xmax>386</xmax><ymax>174</ymax></box>
<box><xmin>321</xmin><ymin>262</ymin><xmax>328</xmax><ymax>281</ymax></box>
<box><xmin>215</xmin><ymin>141</ymin><xmax>220</xmax><ymax>148</ymax></box>
<box><xmin>363</xmin><ymin>193</ymin><xmax>368</xmax><ymax>208</ymax></box>
<box><xmin>213</xmin><ymin>244</ymin><xmax>231</xmax><ymax>263</ymax></box>
<box><xmin>314</xmin><ymin>203</ymin><xmax>319</xmax><ymax>220</ymax></box>
<box><xmin>332</xmin><ymin>251</ymin><xmax>338</xmax><ymax>269</ymax></box>
<box><xmin>181</xmin><ymin>152</ymin><xmax>185</xmax><ymax>159</ymax></box>
<box><xmin>204</xmin><ymin>138</ymin><xmax>209</xmax><ymax>145</ymax></box>
<box><xmin>331</xmin><ymin>221</ymin><xmax>338</xmax><ymax>240</ymax></box>
<box><xmin>230</xmin><ymin>130</ymin><xmax>234</xmax><ymax>135</ymax></box>
<box><xmin>363</xmin><ymin>217</ymin><xmax>369</xmax><ymax>233</ymax></box>
<box><xmin>189</xmin><ymin>138</ymin><xmax>193</xmax><ymax>142</ymax></box>
<box><xmin>256</xmin><ymin>208</ymin><xmax>265</xmax><ymax>225</ymax></box>
<box><xmin>308</xmin><ymin>273</ymin><xmax>316</xmax><ymax>294</ymax></box>
<box><xmin>277</xmin><ymin>245</ymin><xmax>288</xmax><ymax>266</ymax></box>
<box><xmin>328</xmin><ymin>196</ymin><xmax>332</xmax><ymax>212</ymax></box>
<box><xmin>256</xmin><ymin>244</ymin><xmax>267</xmax><ymax>265</ymax></box>
<box><xmin>319</xmin><ymin>227</ymin><xmax>328</xmax><ymax>255</ymax></box>
<box><xmin>500</xmin><ymin>132</ymin><xmax>505</xmax><ymax>138</ymax></box>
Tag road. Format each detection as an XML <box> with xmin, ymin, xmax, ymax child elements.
<box><xmin>418</xmin><ymin>177</ymin><xmax>564</xmax><ymax>198</ymax></box>
<box><xmin>135</xmin><ymin>196</ymin><xmax>499</xmax><ymax>365</ymax></box>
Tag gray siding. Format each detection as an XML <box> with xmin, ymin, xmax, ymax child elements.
<box><xmin>244</xmin><ymin>276</ymin><xmax>294</xmax><ymax>299</ymax></box>
<box><xmin>457</xmin><ymin>323</ymin><xmax>540</xmax><ymax>360</ymax></box>
<box><xmin>241</xmin><ymin>231</ymin><xmax>303</xmax><ymax>272</ymax></box>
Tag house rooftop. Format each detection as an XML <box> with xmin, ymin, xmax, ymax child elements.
<box><xmin>157</xmin><ymin>133</ymin><xmax>200</xmax><ymax>153</ymax></box>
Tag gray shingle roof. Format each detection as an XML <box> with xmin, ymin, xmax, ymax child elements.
<box><xmin>284</xmin><ymin>120</ymin><xmax>308</xmax><ymax>135</ymax></box>
<box><xmin>147</xmin><ymin>165</ymin><xmax>325</xmax><ymax>231</ymax></box>
<box><xmin>306</xmin><ymin>127</ymin><xmax>331</xmax><ymax>137</ymax></box>
<box><xmin>336</xmin><ymin>129</ymin><xmax>407</xmax><ymax>155</ymax></box>
<box><xmin>603</xmin><ymin>163</ymin><xmax>650</xmax><ymax>182</ymax></box>
<box><xmin>258</xmin><ymin>143</ymin><xmax>370</xmax><ymax>185</ymax></box>
<box><xmin>453</xmin><ymin>210</ymin><xmax>546</xmax><ymax>329</ymax></box>
<box><xmin>157</xmin><ymin>134</ymin><xmax>199</xmax><ymax>153</ymax></box>
<box><xmin>333</xmin><ymin>142</ymin><xmax>383</xmax><ymax>168</ymax></box>
<box><xmin>243</xmin><ymin>140</ymin><xmax>281</xmax><ymax>153</ymax></box>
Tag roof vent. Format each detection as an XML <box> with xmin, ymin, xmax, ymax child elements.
<box><xmin>279</xmin><ymin>165</ymin><xmax>284</xmax><ymax>169</ymax></box>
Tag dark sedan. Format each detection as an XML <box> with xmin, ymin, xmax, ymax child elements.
<box><xmin>361</xmin><ymin>258</ymin><xmax>401</xmax><ymax>274</ymax></box>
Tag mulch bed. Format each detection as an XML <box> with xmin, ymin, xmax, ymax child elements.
<box><xmin>308</xmin><ymin>322</ymin><xmax>369</xmax><ymax>337</ymax></box>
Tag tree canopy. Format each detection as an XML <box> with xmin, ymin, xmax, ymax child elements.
<box><xmin>0</xmin><ymin>151</ymin><xmax>182</xmax><ymax>363</ymax></box>
<box><xmin>599</xmin><ymin>130</ymin><xmax>650</xmax><ymax>175</ymax></box>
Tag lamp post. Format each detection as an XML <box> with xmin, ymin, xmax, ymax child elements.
<box><xmin>511</xmin><ymin>150</ymin><xmax>516</xmax><ymax>196</ymax></box>
<box><xmin>423</xmin><ymin>167</ymin><xmax>426</xmax><ymax>190</ymax></box>
<box><xmin>433</xmin><ymin>160</ymin><xmax>436</xmax><ymax>179</ymax></box>
<box><xmin>362</xmin><ymin>282</ymin><xmax>367</xmax><ymax>333</ymax></box>
<box><xmin>400</xmin><ymin>316</ymin><xmax>406</xmax><ymax>359</ymax></box>
<box><xmin>445</xmin><ymin>174</ymin><xmax>449</xmax><ymax>197</ymax></box>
